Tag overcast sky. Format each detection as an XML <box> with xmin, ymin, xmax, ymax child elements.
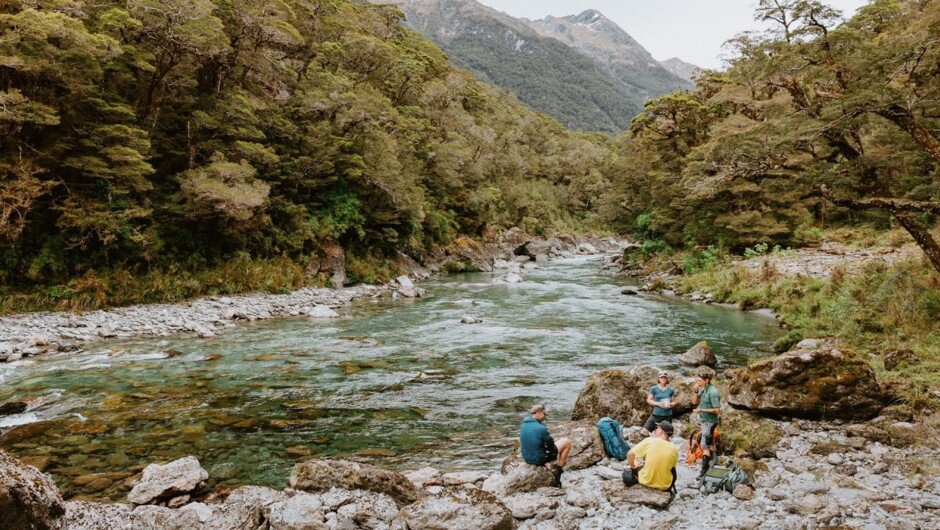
<box><xmin>474</xmin><ymin>0</ymin><xmax>869</xmax><ymax>69</ymax></box>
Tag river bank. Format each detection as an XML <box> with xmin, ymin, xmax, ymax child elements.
<box><xmin>4</xmin><ymin>354</ymin><xmax>939</xmax><ymax>530</ymax></box>
<box><xmin>0</xmin><ymin>231</ymin><xmax>626</xmax><ymax>363</ymax></box>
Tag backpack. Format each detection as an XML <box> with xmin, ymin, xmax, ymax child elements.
<box><xmin>597</xmin><ymin>417</ymin><xmax>629</xmax><ymax>461</ymax></box>
<box><xmin>686</xmin><ymin>426</ymin><xmax>721</xmax><ymax>465</ymax></box>
<box><xmin>700</xmin><ymin>461</ymin><xmax>749</xmax><ymax>494</ymax></box>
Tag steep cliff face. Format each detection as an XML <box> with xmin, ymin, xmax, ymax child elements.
<box><xmin>380</xmin><ymin>0</ymin><xmax>644</xmax><ymax>134</ymax></box>
<box><xmin>525</xmin><ymin>10</ymin><xmax>693</xmax><ymax>101</ymax></box>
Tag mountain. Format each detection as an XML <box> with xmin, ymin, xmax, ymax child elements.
<box><xmin>379</xmin><ymin>0</ymin><xmax>653</xmax><ymax>134</ymax></box>
<box><xmin>660</xmin><ymin>57</ymin><xmax>702</xmax><ymax>84</ymax></box>
<box><xmin>525</xmin><ymin>10</ymin><xmax>693</xmax><ymax>103</ymax></box>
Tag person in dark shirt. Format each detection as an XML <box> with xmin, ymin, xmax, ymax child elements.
<box><xmin>519</xmin><ymin>403</ymin><xmax>571</xmax><ymax>486</ymax></box>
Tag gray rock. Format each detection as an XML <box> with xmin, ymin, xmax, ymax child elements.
<box><xmin>131</xmin><ymin>505</ymin><xmax>201</xmax><ymax>530</ymax></box>
<box><xmin>732</xmin><ymin>484</ymin><xmax>755</xmax><ymax>501</ymax></box>
<box><xmin>680</xmin><ymin>340</ymin><xmax>717</xmax><ymax>367</ymax></box>
<box><xmin>127</xmin><ymin>456</ymin><xmax>208</xmax><ymax>505</ymax></box>
<box><xmin>396</xmin><ymin>275</ymin><xmax>415</xmax><ymax>289</ymax></box>
<box><xmin>65</xmin><ymin>501</ymin><xmax>132</xmax><ymax>530</ymax></box>
<box><xmin>766</xmin><ymin>488</ymin><xmax>788</xmax><ymax>501</ymax></box>
<box><xmin>827</xmin><ymin>453</ymin><xmax>845</xmax><ymax>465</ymax></box>
<box><xmin>503</xmin><ymin>492</ymin><xmax>558</xmax><ymax>520</ymax></box>
<box><xmin>503</xmin><ymin>273</ymin><xmax>523</xmax><ymax>284</ymax></box>
<box><xmin>492</xmin><ymin>464</ymin><xmax>555</xmax><ymax>496</ymax></box>
<box><xmin>289</xmin><ymin>458</ymin><xmax>421</xmax><ymax>507</ymax></box>
<box><xmin>307</xmin><ymin>305</ymin><xmax>339</xmax><ymax>318</ymax></box>
<box><xmin>460</xmin><ymin>315</ymin><xmax>484</xmax><ymax>324</ymax></box>
<box><xmin>268</xmin><ymin>493</ymin><xmax>327</xmax><ymax>530</ymax></box>
<box><xmin>406</xmin><ymin>467</ymin><xmax>443</xmax><ymax>489</ymax></box>
<box><xmin>620</xmin><ymin>288</ymin><xmax>638</xmax><ymax>296</ymax></box>
<box><xmin>443</xmin><ymin>471</ymin><xmax>490</xmax><ymax>486</ymax></box>
<box><xmin>787</xmin><ymin>494</ymin><xmax>823</xmax><ymax>515</ymax></box>
<box><xmin>601</xmin><ymin>480</ymin><xmax>672</xmax><ymax>509</ymax></box>
<box><xmin>397</xmin><ymin>488</ymin><xmax>515</xmax><ymax>530</ymax></box>
<box><xmin>1</xmin><ymin>450</ymin><xmax>66</xmax><ymax>530</ymax></box>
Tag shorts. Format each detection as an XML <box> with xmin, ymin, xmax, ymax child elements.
<box><xmin>534</xmin><ymin>442</ymin><xmax>559</xmax><ymax>466</ymax></box>
<box><xmin>622</xmin><ymin>465</ymin><xmax>643</xmax><ymax>487</ymax></box>
<box><xmin>700</xmin><ymin>422</ymin><xmax>717</xmax><ymax>447</ymax></box>
<box><xmin>643</xmin><ymin>413</ymin><xmax>671</xmax><ymax>433</ymax></box>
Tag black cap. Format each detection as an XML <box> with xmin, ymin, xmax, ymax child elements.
<box><xmin>656</xmin><ymin>420</ymin><xmax>674</xmax><ymax>436</ymax></box>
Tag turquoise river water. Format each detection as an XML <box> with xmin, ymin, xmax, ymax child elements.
<box><xmin>0</xmin><ymin>255</ymin><xmax>781</xmax><ymax>500</ymax></box>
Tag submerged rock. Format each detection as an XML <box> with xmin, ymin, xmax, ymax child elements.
<box><xmin>728</xmin><ymin>347</ymin><xmax>884</xmax><ymax>420</ymax></box>
<box><xmin>1</xmin><ymin>450</ymin><xmax>66</xmax><ymax>530</ymax></box>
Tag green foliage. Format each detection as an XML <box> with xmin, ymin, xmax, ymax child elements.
<box><xmin>683</xmin><ymin>245</ymin><xmax>723</xmax><ymax>274</ymax></box>
<box><xmin>679</xmin><ymin>259</ymin><xmax>940</xmax><ymax>407</ymax></box>
<box><xmin>0</xmin><ymin>0</ymin><xmax>614</xmax><ymax>307</ymax></box>
<box><xmin>743</xmin><ymin>243</ymin><xmax>770</xmax><ymax>259</ymax></box>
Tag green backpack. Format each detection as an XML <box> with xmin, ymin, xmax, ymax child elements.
<box><xmin>700</xmin><ymin>461</ymin><xmax>749</xmax><ymax>494</ymax></box>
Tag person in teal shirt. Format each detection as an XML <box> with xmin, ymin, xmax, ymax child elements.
<box><xmin>692</xmin><ymin>367</ymin><xmax>720</xmax><ymax>480</ymax></box>
<box><xmin>640</xmin><ymin>370</ymin><xmax>676</xmax><ymax>437</ymax></box>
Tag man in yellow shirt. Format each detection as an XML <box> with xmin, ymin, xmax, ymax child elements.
<box><xmin>622</xmin><ymin>421</ymin><xmax>679</xmax><ymax>491</ymax></box>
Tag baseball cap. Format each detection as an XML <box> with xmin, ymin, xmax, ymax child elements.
<box><xmin>657</xmin><ymin>371</ymin><xmax>668</xmax><ymax>378</ymax></box>
<box><xmin>656</xmin><ymin>420</ymin><xmax>675</xmax><ymax>436</ymax></box>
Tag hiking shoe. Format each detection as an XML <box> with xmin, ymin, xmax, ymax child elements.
<box><xmin>551</xmin><ymin>466</ymin><xmax>564</xmax><ymax>487</ymax></box>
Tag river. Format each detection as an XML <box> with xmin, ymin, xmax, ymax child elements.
<box><xmin>0</xmin><ymin>255</ymin><xmax>781</xmax><ymax>500</ymax></box>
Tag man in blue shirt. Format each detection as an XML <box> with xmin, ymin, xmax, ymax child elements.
<box><xmin>640</xmin><ymin>370</ymin><xmax>677</xmax><ymax>437</ymax></box>
<box><xmin>519</xmin><ymin>403</ymin><xmax>571</xmax><ymax>486</ymax></box>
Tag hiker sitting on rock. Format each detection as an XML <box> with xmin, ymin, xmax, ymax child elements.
<box><xmin>520</xmin><ymin>403</ymin><xmax>571</xmax><ymax>486</ymax></box>
<box><xmin>622</xmin><ymin>420</ymin><xmax>678</xmax><ymax>491</ymax></box>
<box><xmin>640</xmin><ymin>370</ymin><xmax>676</xmax><ymax>437</ymax></box>
<box><xmin>692</xmin><ymin>367</ymin><xmax>721</xmax><ymax>481</ymax></box>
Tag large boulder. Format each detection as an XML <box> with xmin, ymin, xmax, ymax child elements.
<box><xmin>0</xmin><ymin>450</ymin><xmax>66</xmax><ymax>530</ymax></box>
<box><xmin>446</xmin><ymin>236</ymin><xmax>499</xmax><ymax>272</ymax></box>
<box><xmin>289</xmin><ymin>458</ymin><xmax>422</xmax><ymax>507</ymax></box>
<box><xmin>571</xmin><ymin>367</ymin><xmax>696</xmax><ymax>425</ymax></box>
<box><xmin>601</xmin><ymin>480</ymin><xmax>672</xmax><ymax>509</ymax></box>
<box><xmin>202</xmin><ymin>486</ymin><xmax>285</xmax><ymax>530</ymax></box>
<box><xmin>486</xmin><ymin>464</ymin><xmax>555</xmax><ymax>496</ymax></box>
<box><xmin>127</xmin><ymin>456</ymin><xmax>208</xmax><ymax>505</ymax></box>
<box><xmin>499</xmin><ymin>420</ymin><xmax>604</xmax><ymax>474</ymax></box>
<box><xmin>397</xmin><ymin>488</ymin><xmax>515</xmax><ymax>530</ymax></box>
<box><xmin>680</xmin><ymin>341</ymin><xmax>717</xmax><ymax>367</ymax></box>
<box><xmin>268</xmin><ymin>492</ymin><xmax>327</xmax><ymax>530</ymax></box>
<box><xmin>728</xmin><ymin>347</ymin><xmax>885</xmax><ymax>420</ymax></box>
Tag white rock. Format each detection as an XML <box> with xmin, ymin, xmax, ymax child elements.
<box><xmin>307</xmin><ymin>305</ymin><xmax>339</xmax><ymax>318</ymax></box>
<box><xmin>503</xmin><ymin>272</ymin><xmax>523</xmax><ymax>284</ymax></box>
<box><xmin>459</xmin><ymin>315</ymin><xmax>483</xmax><ymax>324</ymax></box>
<box><xmin>396</xmin><ymin>275</ymin><xmax>415</xmax><ymax>289</ymax></box>
<box><xmin>127</xmin><ymin>456</ymin><xmax>208</xmax><ymax>505</ymax></box>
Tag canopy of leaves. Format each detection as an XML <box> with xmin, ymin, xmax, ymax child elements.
<box><xmin>0</xmin><ymin>0</ymin><xmax>613</xmax><ymax>291</ymax></box>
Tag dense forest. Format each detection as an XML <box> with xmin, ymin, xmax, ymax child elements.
<box><xmin>0</xmin><ymin>0</ymin><xmax>611</xmax><ymax>309</ymax></box>
<box><xmin>603</xmin><ymin>0</ymin><xmax>940</xmax><ymax>273</ymax></box>
<box><xmin>1</xmin><ymin>0</ymin><xmax>939</xmax><ymax>312</ymax></box>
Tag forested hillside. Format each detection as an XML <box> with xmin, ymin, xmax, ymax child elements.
<box><xmin>0</xmin><ymin>0</ymin><xmax>611</xmax><ymax>309</ymax></box>
<box><xmin>380</xmin><ymin>0</ymin><xmax>646</xmax><ymax>134</ymax></box>
<box><xmin>601</xmin><ymin>0</ymin><xmax>940</xmax><ymax>273</ymax></box>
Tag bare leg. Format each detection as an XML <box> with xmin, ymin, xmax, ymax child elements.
<box><xmin>556</xmin><ymin>437</ymin><xmax>571</xmax><ymax>468</ymax></box>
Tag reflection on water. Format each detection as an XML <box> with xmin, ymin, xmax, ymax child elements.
<box><xmin>0</xmin><ymin>256</ymin><xmax>781</xmax><ymax>500</ymax></box>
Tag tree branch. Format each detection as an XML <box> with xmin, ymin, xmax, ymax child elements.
<box><xmin>813</xmin><ymin>185</ymin><xmax>940</xmax><ymax>214</ymax></box>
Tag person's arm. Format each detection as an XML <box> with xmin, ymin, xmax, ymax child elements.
<box><xmin>627</xmin><ymin>449</ymin><xmax>636</xmax><ymax>469</ymax></box>
<box><xmin>646</xmin><ymin>390</ymin><xmax>655</xmax><ymax>406</ymax></box>
<box><xmin>692</xmin><ymin>384</ymin><xmax>701</xmax><ymax>406</ymax></box>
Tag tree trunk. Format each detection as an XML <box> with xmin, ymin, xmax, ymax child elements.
<box><xmin>816</xmin><ymin>185</ymin><xmax>940</xmax><ymax>274</ymax></box>
<box><xmin>895</xmin><ymin>213</ymin><xmax>940</xmax><ymax>275</ymax></box>
<box><xmin>876</xmin><ymin>105</ymin><xmax>940</xmax><ymax>165</ymax></box>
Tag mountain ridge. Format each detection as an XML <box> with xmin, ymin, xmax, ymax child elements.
<box><xmin>380</xmin><ymin>0</ymin><xmax>690</xmax><ymax>133</ymax></box>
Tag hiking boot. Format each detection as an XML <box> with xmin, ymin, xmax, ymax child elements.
<box><xmin>550</xmin><ymin>465</ymin><xmax>564</xmax><ymax>487</ymax></box>
<box><xmin>697</xmin><ymin>458</ymin><xmax>711</xmax><ymax>480</ymax></box>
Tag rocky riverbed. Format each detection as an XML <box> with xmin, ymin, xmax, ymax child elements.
<box><xmin>4</xmin><ymin>345</ymin><xmax>940</xmax><ymax>529</ymax></box>
<box><xmin>0</xmin><ymin>230</ymin><xmax>625</xmax><ymax>363</ymax></box>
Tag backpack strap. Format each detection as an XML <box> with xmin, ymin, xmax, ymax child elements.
<box><xmin>669</xmin><ymin>467</ymin><xmax>678</xmax><ymax>496</ymax></box>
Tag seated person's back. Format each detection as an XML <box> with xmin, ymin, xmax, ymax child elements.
<box><xmin>629</xmin><ymin>432</ymin><xmax>679</xmax><ymax>490</ymax></box>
